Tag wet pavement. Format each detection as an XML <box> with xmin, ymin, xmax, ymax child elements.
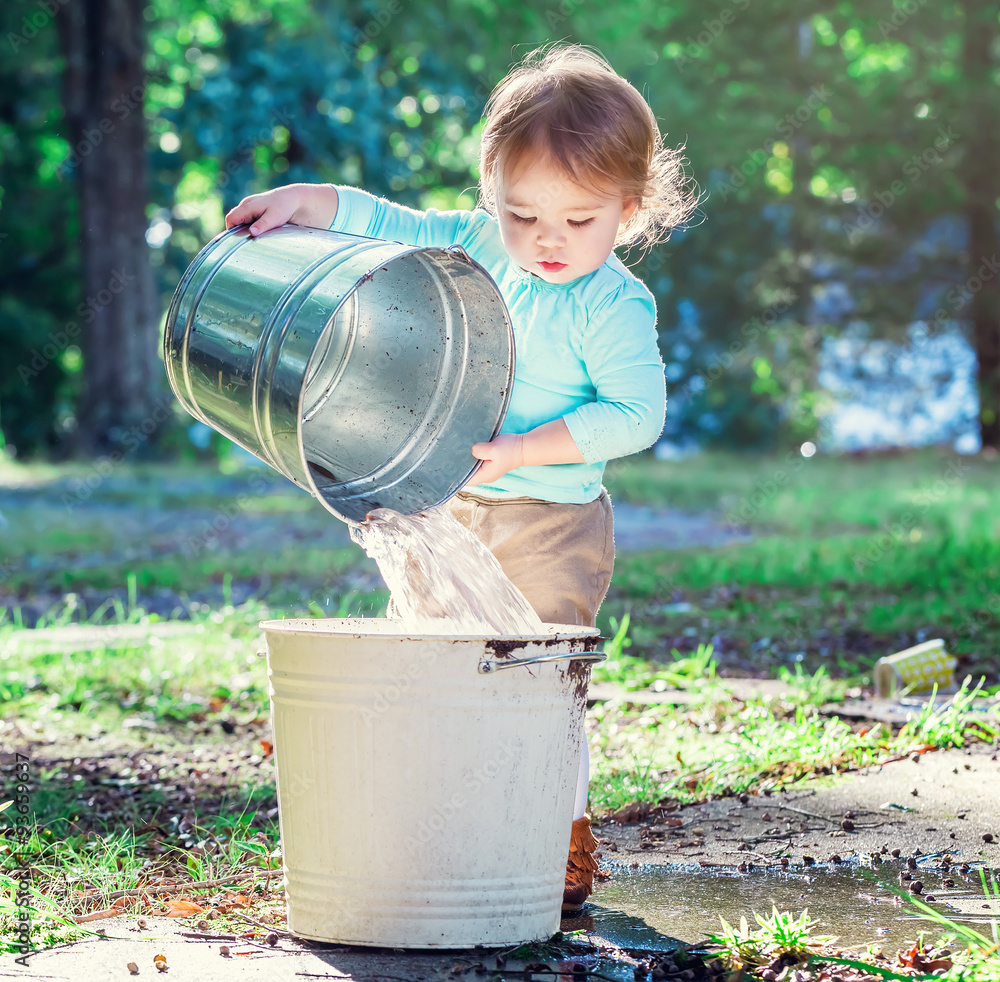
<box><xmin>583</xmin><ymin>861</ymin><xmax>998</xmax><ymax>951</ymax></box>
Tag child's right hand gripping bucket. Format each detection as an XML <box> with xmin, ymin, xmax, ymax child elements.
<box><xmin>261</xmin><ymin>618</ymin><xmax>603</xmax><ymax>948</ymax></box>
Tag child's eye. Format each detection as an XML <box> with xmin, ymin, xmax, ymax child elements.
<box><xmin>510</xmin><ymin>213</ymin><xmax>535</xmax><ymax>225</ymax></box>
<box><xmin>569</xmin><ymin>218</ymin><xmax>595</xmax><ymax>228</ymax></box>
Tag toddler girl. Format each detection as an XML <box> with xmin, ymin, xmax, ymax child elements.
<box><xmin>227</xmin><ymin>43</ymin><xmax>698</xmax><ymax>913</ymax></box>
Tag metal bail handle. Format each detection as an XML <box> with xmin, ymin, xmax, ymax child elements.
<box><xmin>477</xmin><ymin>650</ymin><xmax>607</xmax><ymax>675</ymax></box>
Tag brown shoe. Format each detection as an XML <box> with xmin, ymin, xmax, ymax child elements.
<box><xmin>561</xmin><ymin>815</ymin><xmax>599</xmax><ymax>914</ymax></box>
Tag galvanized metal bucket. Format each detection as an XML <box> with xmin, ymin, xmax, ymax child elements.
<box><xmin>163</xmin><ymin>224</ymin><xmax>514</xmax><ymax>522</ymax></box>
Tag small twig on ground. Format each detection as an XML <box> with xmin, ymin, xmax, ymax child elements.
<box><xmin>775</xmin><ymin>804</ymin><xmax>847</xmax><ymax>824</ymax></box>
<box><xmin>178</xmin><ymin>931</ymin><xmax>240</xmax><ymax>941</ymax></box>
<box><xmin>73</xmin><ymin>907</ymin><xmax>123</xmax><ymax>923</ymax></box>
<box><xmin>721</xmin><ymin>831</ymin><xmax>808</xmax><ymax>843</ymax></box>
<box><xmin>0</xmin><ymin>973</ymin><xmax>66</xmax><ymax>979</ymax></box>
<box><xmin>92</xmin><ymin>868</ymin><xmax>283</xmax><ymax>902</ymax></box>
<box><xmin>776</xmin><ymin>803</ymin><xmax>900</xmax><ymax>830</ymax></box>
<box><xmin>229</xmin><ymin>909</ymin><xmax>294</xmax><ymax>936</ymax></box>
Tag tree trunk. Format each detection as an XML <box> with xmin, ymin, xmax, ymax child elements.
<box><xmin>961</xmin><ymin>1</ymin><xmax>1000</xmax><ymax>449</ymax></box>
<box><xmin>56</xmin><ymin>0</ymin><xmax>162</xmax><ymax>454</ymax></box>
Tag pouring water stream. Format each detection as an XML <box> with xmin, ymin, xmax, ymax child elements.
<box><xmin>349</xmin><ymin>505</ymin><xmax>545</xmax><ymax>635</ymax></box>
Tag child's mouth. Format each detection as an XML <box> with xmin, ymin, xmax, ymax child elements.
<box><xmin>538</xmin><ymin>261</ymin><xmax>567</xmax><ymax>272</ymax></box>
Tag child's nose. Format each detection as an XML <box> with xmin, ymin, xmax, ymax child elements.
<box><xmin>536</xmin><ymin>224</ymin><xmax>565</xmax><ymax>248</ymax></box>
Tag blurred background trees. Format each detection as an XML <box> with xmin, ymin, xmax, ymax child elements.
<box><xmin>1</xmin><ymin>0</ymin><xmax>997</xmax><ymax>458</ymax></box>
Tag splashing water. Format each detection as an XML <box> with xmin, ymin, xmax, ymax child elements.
<box><xmin>349</xmin><ymin>505</ymin><xmax>545</xmax><ymax>636</ymax></box>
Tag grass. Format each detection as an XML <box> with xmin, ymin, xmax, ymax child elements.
<box><xmin>601</xmin><ymin>446</ymin><xmax>1000</xmax><ymax>680</ymax></box>
<box><xmin>4</xmin><ymin>448</ymin><xmax>1000</xmax><ymax>960</ymax></box>
<box><xmin>0</xmin><ymin>599</ymin><xmax>273</xmax><ymax>730</ymax></box>
<box><xmin>0</xmin><ymin>812</ymin><xmax>284</xmax><ymax>956</ymax></box>
<box><xmin>709</xmin><ymin>906</ymin><xmax>836</xmax><ymax>969</ymax></box>
<box><xmin>587</xmin><ymin>676</ymin><xmax>999</xmax><ymax>815</ymax></box>
<box><xmin>703</xmin><ymin>872</ymin><xmax>1000</xmax><ymax>982</ymax></box>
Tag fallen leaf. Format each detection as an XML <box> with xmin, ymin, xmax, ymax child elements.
<box><xmin>610</xmin><ymin>801</ymin><xmax>651</xmax><ymax>823</ymax></box>
<box><xmin>163</xmin><ymin>897</ymin><xmax>204</xmax><ymax>917</ymax></box>
<box><xmin>260</xmin><ymin>739</ymin><xmax>273</xmax><ymax>757</ymax></box>
<box><xmin>74</xmin><ymin>907</ymin><xmax>123</xmax><ymax>923</ymax></box>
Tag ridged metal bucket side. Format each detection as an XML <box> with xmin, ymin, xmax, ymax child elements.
<box><xmin>163</xmin><ymin>225</ymin><xmax>395</xmax><ymax>471</ymax></box>
<box><xmin>262</xmin><ymin>620</ymin><xmax>598</xmax><ymax>947</ymax></box>
<box><xmin>245</xmin><ymin>238</ymin><xmax>405</xmax><ymax>481</ymax></box>
<box><xmin>163</xmin><ymin>228</ymin><xmax>248</xmax><ymax>424</ymax></box>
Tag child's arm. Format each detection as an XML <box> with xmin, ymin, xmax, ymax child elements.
<box><xmin>225</xmin><ymin>183</ymin><xmax>341</xmax><ymax>235</ymax></box>
<box><xmin>225</xmin><ymin>184</ymin><xmax>477</xmax><ymax>253</ymax></box>
<box><xmin>563</xmin><ymin>293</ymin><xmax>666</xmax><ymax>463</ymax></box>
<box><xmin>465</xmin><ymin>420</ymin><xmax>584</xmax><ymax>487</ymax></box>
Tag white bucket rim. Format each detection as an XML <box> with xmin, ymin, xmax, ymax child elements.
<box><xmin>258</xmin><ymin>617</ymin><xmax>601</xmax><ymax>642</ymax></box>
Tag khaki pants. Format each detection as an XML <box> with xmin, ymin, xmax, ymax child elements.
<box><xmin>446</xmin><ymin>489</ymin><xmax>615</xmax><ymax>628</ymax></box>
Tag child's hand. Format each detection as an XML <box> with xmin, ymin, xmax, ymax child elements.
<box><xmin>224</xmin><ymin>184</ymin><xmax>340</xmax><ymax>237</ymax></box>
<box><xmin>465</xmin><ymin>420</ymin><xmax>585</xmax><ymax>487</ymax></box>
<box><xmin>465</xmin><ymin>433</ymin><xmax>525</xmax><ymax>486</ymax></box>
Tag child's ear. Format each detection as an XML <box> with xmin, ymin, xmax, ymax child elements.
<box><xmin>621</xmin><ymin>196</ymin><xmax>638</xmax><ymax>225</ymax></box>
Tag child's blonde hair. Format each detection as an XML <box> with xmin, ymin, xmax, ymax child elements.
<box><xmin>478</xmin><ymin>45</ymin><xmax>698</xmax><ymax>250</ymax></box>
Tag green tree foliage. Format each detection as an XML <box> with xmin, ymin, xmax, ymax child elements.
<box><xmin>2</xmin><ymin>0</ymin><xmax>997</xmax><ymax>454</ymax></box>
<box><xmin>0</xmin><ymin>2</ymin><xmax>80</xmax><ymax>453</ymax></box>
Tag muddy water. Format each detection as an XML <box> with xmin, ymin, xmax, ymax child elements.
<box><xmin>349</xmin><ymin>505</ymin><xmax>544</xmax><ymax>635</ymax></box>
<box><xmin>568</xmin><ymin>863</ymin><xmax>1000</xmax><ymax>951</ymax></box>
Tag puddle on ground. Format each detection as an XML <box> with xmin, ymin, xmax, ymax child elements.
<box><xmin>567</xmin><ymin>862</ymin><xmax>1000</xmax><ymax>952</ymax></box>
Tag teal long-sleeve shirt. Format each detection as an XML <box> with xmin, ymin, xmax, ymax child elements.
<box><xmin>330</xmin><ymin>185</ymin><xmax>666</xmax><ymax>504</ymax></box>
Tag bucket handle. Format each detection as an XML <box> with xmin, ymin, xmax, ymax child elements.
<box><xmin>477</xmin><ymin>650</ymin><xmax>606</xmax><ymax>675</ymax></box>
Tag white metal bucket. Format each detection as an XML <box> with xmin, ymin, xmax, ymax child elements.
<box><xmin>261</xmin><ymin>618</ymin><xmax>602</xmax><ymax>948</ymax></box>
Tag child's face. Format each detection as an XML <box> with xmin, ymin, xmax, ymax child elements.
<box><xmin>496</xmin><ymin>155</ymin><xmax>636</xmax><ymax>285</ymax></box>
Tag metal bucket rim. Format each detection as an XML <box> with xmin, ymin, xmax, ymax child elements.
<box><xmin>259</xmin><ymin>617</ymin><xmax>599</xmax><ymax>642</ymax></box>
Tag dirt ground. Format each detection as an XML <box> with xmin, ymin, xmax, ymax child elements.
<box><xmin>595</xmin><ymin>741</ymin><xmax>1000</xmax><ymax>869</ymax></box>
